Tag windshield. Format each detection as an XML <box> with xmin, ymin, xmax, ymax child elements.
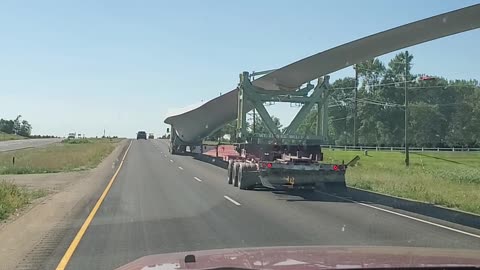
<box><xmin>0</xmin><ymin>1</ymin><xmax>479</xmax><ymax>270</ymax></box>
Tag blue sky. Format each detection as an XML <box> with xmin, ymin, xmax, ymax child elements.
<box><xmin>0</xmin><ymin>0</ymin><xmax>478</xmax><ymax>138</ymax></box>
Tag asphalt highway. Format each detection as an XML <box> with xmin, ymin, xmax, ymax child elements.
<box><xmin>0</xmin><ymin>138</ymin><xmax>61</xmax><ymax>152</ymax></box>
<box><xmin>62</xmin><ymin>139</ymin><xmax>480</xmax><ymax>270</ymax></box>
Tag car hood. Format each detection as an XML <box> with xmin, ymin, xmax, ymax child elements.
<box><xmin>115</xmin><ymin>246</ymin><xmax>480</xmax><ymax>270</ymax></box>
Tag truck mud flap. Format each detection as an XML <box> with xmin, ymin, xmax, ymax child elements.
<box><xmin>259</xmin><ymin>176</ymin><xmax>275</xmax><ymax>189</ymax></box>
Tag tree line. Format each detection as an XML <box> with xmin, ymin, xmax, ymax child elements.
<box><xmin>210</xmin><ymin>51</ymin><xmax>479</xmax><ymax>148</ymax></box>
<box><xmin>0</xmin><ymin>115</ymin><xmax>32</xmax><ymax>137</ymax></box>
<box><xmin>300</xmin><ymin>51</ymin><xmax>480</xmax><ymax>147</ymax></box>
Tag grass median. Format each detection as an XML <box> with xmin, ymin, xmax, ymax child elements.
<box><xmin>323</xmin><ymin>149</ymin><xmax>480</xmax><ymax>215</ymax></box>
<box><xmin>0</xmin><ymin>138</ymin><xmax>121</xmax><ymax>174</ymax></box>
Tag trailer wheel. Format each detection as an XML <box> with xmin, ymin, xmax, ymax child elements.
<box><xmin>232</xmin><ymin>162</ymin><xmax>240</xmax><ymax>187</ymax></box>
<box><xmin>227</xmin><ymin>160</ymin><xmax>234</xmax><ymax>185</ymax></box>
<box><xmin>238</xmin><ymin>164</ymin><xmax>256</xmax><ymax>190</ymax></box>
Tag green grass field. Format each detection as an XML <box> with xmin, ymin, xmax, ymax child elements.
<box><xmin>323</xmin><ymin>149</ymin><xmax>480</xmax><ymax>215</ymax></box>
<box><xmin>0</xmin><ymin>138</ymin><xmax>121</xmax><ymax>174</ymax></box>
<box><xmin>0</xmin><ymin>132</ymin><xmax>25</xmax><ymax>141</ymax></box>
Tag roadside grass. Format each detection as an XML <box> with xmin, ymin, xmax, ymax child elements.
<box><xmin>323</xmin><ymin>150</ymin><xmax>480</xmax><ymax>215</ymax></box>
<box><xmin>0</xmin><ymin>180</ymin><xmax>47</xmax><ymax>220</ymax></box>
<box><xmin>0</xmin><ymin>132</ymin><xmax>25</xmax><ymax>141</ymax></box>
<box><xmin>0</xmin><ymin>138</ymin><xmax>121</xmax><ymax>174</ymax></box>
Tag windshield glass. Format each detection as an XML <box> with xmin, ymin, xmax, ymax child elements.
<box><xmin>0</xmin><ymin>1</ymin><xmax>479</xmax><ymax>270</ymax></box>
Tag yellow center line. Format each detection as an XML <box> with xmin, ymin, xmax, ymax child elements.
<box><xmin>55</xmin><ymin>140</ymin><xmax>133</xmax><ymax>270</ymax></box>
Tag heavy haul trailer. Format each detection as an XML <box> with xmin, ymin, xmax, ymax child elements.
<box><xmin>168</xmin><ymin>126</ymin><xmax>193</xmax><ymax>155</ymax></box>
<box><xmin>227</xmin><ymin>143</ymin><xmax>359</xmax><ymax>192</ymax></box>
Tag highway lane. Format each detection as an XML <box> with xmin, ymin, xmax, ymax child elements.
<box><xmin>0</xmin><ymin>138</ymin><xmax>61</xmax><ymax>152</ymax></box>
<box><xmin>63</xmin><ymin>139</ymin><xmax>480</xmax><ymax>270</ymax></box>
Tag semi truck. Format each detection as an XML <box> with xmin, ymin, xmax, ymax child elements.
<box><xmin>167</xmin><ymin>124</ymin><xmax>358</xmax><ymax>191</ymax></box>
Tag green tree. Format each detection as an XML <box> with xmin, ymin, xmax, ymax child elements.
<box><xmin>0</xmin><ymin>119</ymin><xmax>14</xmax><ymax>134</ymax></box>
<box><xmin>13</xmin><ymin>115</ymin><xmax>22</xmax><ymax>135</ymax></box>
<box><xmin>210</xmin><ymin>120</ymin><xmax>237</xmax><ymax>142</ymax></box>
<box><xmin>409</xmin><ymin>103</ymin><xmax>446</xmax><ymax>147</ymax></box>
<box><xmin>18</xmin><ymin>120</ymin><xmax>32</xmax><ymax>137</ymax></box>
<box><xmin>250</xmin><ymin>112</ymin><xmax>282</xmax><ymax>135</ymax></box>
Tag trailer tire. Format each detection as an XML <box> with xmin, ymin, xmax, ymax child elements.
<box><xmin>238</xmin><ymin>164</ymin><xmax>257</xmax><ymax>190</ymax></box>
<box><xmin>227</xmin><ymin>160</ymin><xmax>234</xmax><ymax>185</ymax></box>
<box><xmin>232</xmin><ymin>162</ymin><xmax>240</xmax><ymax>187</ymax></box>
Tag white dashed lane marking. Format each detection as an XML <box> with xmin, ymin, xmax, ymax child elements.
<box><xmin>224</xmin><ymin>196</ymin><xmax>241</xmax><ymax>206</ymax></box>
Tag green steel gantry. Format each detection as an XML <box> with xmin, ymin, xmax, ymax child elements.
<box><xmin>236</xmin><ymin>71</ymin><xmax>331</xmax><ymax>143</ymax></box>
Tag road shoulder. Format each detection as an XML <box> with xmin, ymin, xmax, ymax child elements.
<box><xmin>0</xmin><ymin>139</ymin><xmax>129</xmax><ymax>270</ymax></box>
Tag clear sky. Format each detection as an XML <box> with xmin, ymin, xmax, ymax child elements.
<box><xmin>1</xmin><ymin>0</ymin><xmax>478</xmax><ymax>138</ymax></box>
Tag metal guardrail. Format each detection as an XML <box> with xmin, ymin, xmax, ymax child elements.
<box><xmin>321</xmin><ymin>145</ymin><xmax>480</xmax><ymax>152</ymax></box>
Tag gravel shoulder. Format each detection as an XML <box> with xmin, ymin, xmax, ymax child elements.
<box><xmin>0</xmin><ymin>139</ymin><xmax>129</xmax><ymax>270</ymax></box>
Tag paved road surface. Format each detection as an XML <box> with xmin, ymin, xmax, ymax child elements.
<box><xmin>61</xmin><ymin>140</ymin><xmax>480</xmax><ymax>270</ymax></box>
<box><xmin>0</xmin><ymin>138</ymin><xmax>61</xmax><ymax>152</ymax></box>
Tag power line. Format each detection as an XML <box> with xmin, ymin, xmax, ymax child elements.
<box><xmin>330</xmin><ymin>81</ymin><xmax>476</xmax><ymax>92</ymax></box>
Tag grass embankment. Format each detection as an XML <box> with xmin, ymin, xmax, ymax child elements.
<box><xmin>0</xmin><ymin>138</ymin><xmax>121</xmax><ymax>174</ymax></box>
<box><xmin>0</xmin><ymin>181</ymin><xmax>47</xmax><ymax>220</ymax></box>
<box><xmin>323</xmin><ymin>150</ymin><xmax>480</xmax><ymax>215</ymax></box>
<box><xmin>0</xmin><ymin>132</ymin><xmax>25</xmax><ymax>141</ymax></box>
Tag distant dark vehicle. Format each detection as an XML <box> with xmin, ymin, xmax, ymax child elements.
<box><xmin>137</xmin><ymin>131</ymin><xmax>147</xmax><ymax>140</ymax></box>
<box><xmin>148</xmin><ymin>133</ymin><xmax>154</xmax><ymax>139</ymax></box>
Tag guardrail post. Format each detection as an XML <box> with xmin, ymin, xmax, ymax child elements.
<box><xmin>344</xmin><ymin>146</ymin><xmax>347</xmax><ymax>151</ymax></box>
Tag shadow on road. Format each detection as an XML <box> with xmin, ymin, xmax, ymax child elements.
<box><xmin>272</xmin><ymin>189</ymin><xmax>349</xmax><ymax>203</ymax></box>
<box><xmin>190</xmin><ymin>152</ymin><xmax>480</xmax><ymax>231</ymax></box>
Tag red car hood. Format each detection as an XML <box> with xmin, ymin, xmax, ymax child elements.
<box><xmin>115</xmin><ymin>246</ymin><xmax>480</xmax><ymax>270</ymax></box>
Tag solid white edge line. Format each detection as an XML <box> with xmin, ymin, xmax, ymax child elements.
<box><xmin>320</xmin><ymin>191</ymin><xmax>480</xmax><ymax>240</ymax></box>
<box><xmin>178</xmin><ymin>166</ymin><xmax>184</xmax><ymax>170</ymax></box>
<box><xmin>224</xmin><ymin>195</ymin><xmax>241</xmax><ymax>206</ymax></box>
<box><xmin>194</xmin><ymin>177</ymin><xmax>202</xmax><ymax>182</ymax></box>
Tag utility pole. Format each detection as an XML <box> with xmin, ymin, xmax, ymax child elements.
<box><xmin>353</xmin><ymin>64</ymin><xmax>358</xmax><ymax>146</ymax></box>
<box><xmin>404</xmin><ymin>51</ymin><xmax>410</xmax><ymax>167</ymax></box>
<box><xmin>252</xmin><ymin>74</ymin><xmax>256</xmax><ymax>135</ymax></box>
<box><xmin>253</xmin><ymin>109</ymin><xmax>256</xmax><ymax>134</ymax></box>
